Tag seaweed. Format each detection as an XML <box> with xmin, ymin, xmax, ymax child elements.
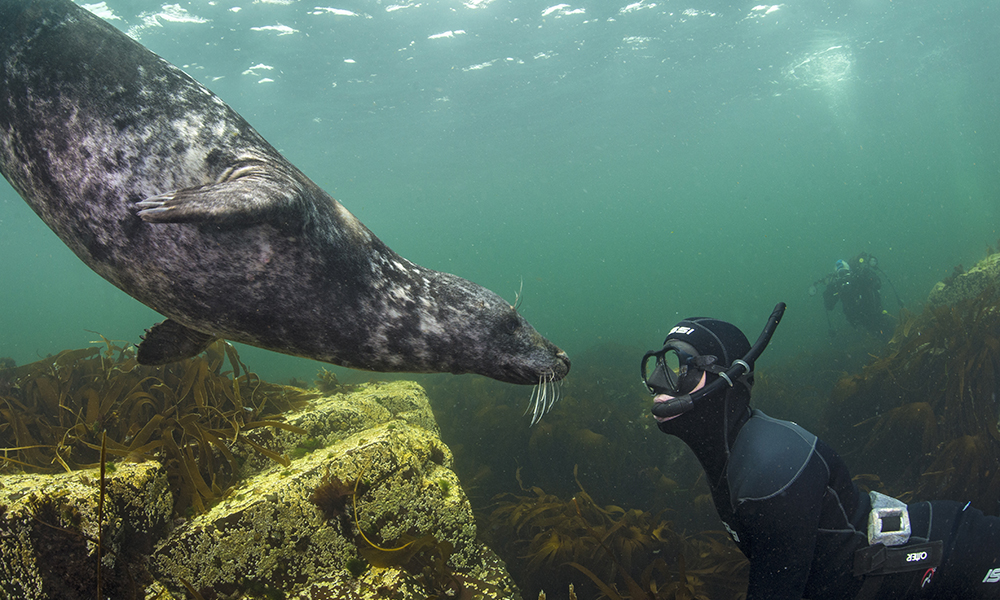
<box><xmin>488</xmin><ymin>466</ymin><xmax>748</xmax><ymax>600</ymax></box>
<box><xmin>315</xmin><ymin>368</ymin><xmax>354</xmax><ymax>395</ymax></box>
<box><xmin>96</xmin><ymin>432</ymin><xmax>107</xmax><ymax>599</ymax></box>
<box><xmin>290</xmin><ymin>436</ymin><xmax>323</xmax><ymax>460</ymax></box>
<box><xmin>309</xmin><ymin>468</ymin><xmax>361</xmax><ymax>522</ymax></box>
<box><xmin>0</xmin><ymin>339</ymin><xmax>314</xmax><ymax>515</ymax></box>
<box><xmin>825</xmin><ymin>280</ymin><xmax>1000</xmax><ymax>509</ymax></box>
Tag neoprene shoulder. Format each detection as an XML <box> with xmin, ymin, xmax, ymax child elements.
<box><xmin>727</xmin><ymin>411</ymin><xmax>818</xmax><ymax>509</ymax></box>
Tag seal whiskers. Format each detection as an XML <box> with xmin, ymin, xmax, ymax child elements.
<box><xmin>525</xmin><ymin>370</ymin><xmax>563</xmax><ymax>426</ymax></box>
<box><xmin>511</xmin><ymin>277</ymin><xmax>524</xmax><ymax>312</ymax></box>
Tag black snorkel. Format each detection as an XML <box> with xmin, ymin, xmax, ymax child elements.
<box><xmin>650</xmin><ymin>302</ymin><xmax>786</xmax><ymax>420</ymax></box>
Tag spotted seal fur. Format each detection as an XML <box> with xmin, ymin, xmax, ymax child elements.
<box><xmin>0</xmin><ymin>0</ymin><xmax>570</xmax><ymax>392</ymax></box>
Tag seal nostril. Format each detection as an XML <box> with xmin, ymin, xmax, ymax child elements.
<box><xmin>555</xmin><ymin>351</ymin><xmax>571</xmax><ymax>376</ymax></box>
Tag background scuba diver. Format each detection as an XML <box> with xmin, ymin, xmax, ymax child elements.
<box><xmin>810</xmin><ymin>253</ymin><xmax>902</xmax><ymax>338</ymax></box>
<box><xmin>642</xmin><ymin>303</ymin><xmax>1000</xmax><ymax>600</ymax></box>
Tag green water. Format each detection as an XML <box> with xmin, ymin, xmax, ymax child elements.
<box><xmin>1</xmin><ymin>0</ymin><xmax>998</xmax><ymax>383</ymax></box>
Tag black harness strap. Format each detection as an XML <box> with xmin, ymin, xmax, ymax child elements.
<box><xmin>853</xmin><ymin>541</ymin><xmax>943</xmax><ymax>600</ymax></box>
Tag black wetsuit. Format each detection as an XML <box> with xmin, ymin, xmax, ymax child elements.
<box><xmin>823</xmin><ymin>269</ymin><xmax>891</xmax><ymax>336</ymax></box>
<box><xmin>710</xmin><ymin>410</ymin><xmax>1000</xmax><ymax>599</ymax></box>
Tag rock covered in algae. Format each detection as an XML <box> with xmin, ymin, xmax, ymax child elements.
<box><xmin>928</xmin><ymin>252</ymin><xmax>1000</xmax><ymax>306</ymax></box>
<box><xmin>0</xmin><ymin>381</ymin><xmax>523</xmax><ymax>599</ymax></box>
<box><xmin>0</xmin><ymin>461</ymin><xmax>172</xmax><ymax>599</ymax></box>
<box><xmin>149</xmin><ymin>380</ymin><xmax>522</xmax><ymax>599</ymax></box>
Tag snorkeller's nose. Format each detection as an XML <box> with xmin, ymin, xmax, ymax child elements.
<box><xmin>644</xmin><ymin>361</ymin><xmax>674</xmax><ymax>395</ymax></box>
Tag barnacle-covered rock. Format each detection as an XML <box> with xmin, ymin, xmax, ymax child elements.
<box><xmin>149</xmin><ymin>380</ymin><xmax>521</xmax><ymax>599</ymax></box>
<box><xmin>928</xmin><ymin>252</ymin><xmax>1000</xmax><ymax>306</ymax></box>
<box><xmin>0</xmin><ymin>380</ymin><xmax>521</xmax><ymax>599</ymax></box>
<box><xmin>0</xmin><ymin>461</ymin><xmax>172</xmax><ymax>599</ymax></box>
<box><xmin>234</xmin><ymin>380</ymin><xmax>442</xmax><ymax>474</ymax></box>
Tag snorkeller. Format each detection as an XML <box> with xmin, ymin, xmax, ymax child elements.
<box><xmin>642</xmin><ymin>303</ymin><xmax>1000</xmax><ymax>599</ymax></box>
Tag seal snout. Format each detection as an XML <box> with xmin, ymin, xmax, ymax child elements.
<box><xmin>553</xmin><ymin>349</ymin><xmax>571</xmax><ymax>380</ymax></box>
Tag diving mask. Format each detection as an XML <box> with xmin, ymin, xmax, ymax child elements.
<box><xmin>641</xmin><ymin>340</ymin><xmax>719</xmax><ymax>397</ymax></box>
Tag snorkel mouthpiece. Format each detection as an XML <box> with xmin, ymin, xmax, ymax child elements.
<box><xmin>652</xmin><ymin>394</ymin><xmax>695</xmax><ymax>420</ymax></box>
<box><xmin>648</xmin><ymin>302</ymin><xmax>787</xmax><ymax>420</ymax></box>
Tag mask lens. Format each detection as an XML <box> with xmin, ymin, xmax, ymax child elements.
<box><xmin>662</xmin><ymin>351</ymin><xmax>683</xmax><ymax>382</ymax></box>
<box><xmin>642</xmin><ymin>349</ymin><xmax>685</xmax><ymax>394</ymax></box>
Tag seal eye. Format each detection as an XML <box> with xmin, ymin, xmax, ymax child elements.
<box><xmin>503</xmin><ymin>314</ymin><xmax>521</xmax><ymax>335</ymax></box>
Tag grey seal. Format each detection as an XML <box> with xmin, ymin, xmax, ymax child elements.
<box><xmin>0</xmin><ymin>0</ymin><xmax>569</xmax><ymax>399</ymax></box>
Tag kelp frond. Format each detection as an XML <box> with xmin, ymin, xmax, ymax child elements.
<box><xmin>0</xmin><ymin>340</ymin><xmax>315</xmax><ymax>515</ymax></box>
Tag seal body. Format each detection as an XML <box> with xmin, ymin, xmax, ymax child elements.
<box><xmin>0</xmin><ymin>0</ymin><xmax>569</xmax><ymax>385</ymax></box>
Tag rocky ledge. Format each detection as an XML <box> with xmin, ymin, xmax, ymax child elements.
<box><xmin>927</xmin><ymin>252</ymin><xmax>1000</xmax><ymax>306</ymax></box>
<box><xmin>0</xmin><ymin>380</ymin><xmax>522</xmax><ymax>600</ymax></box>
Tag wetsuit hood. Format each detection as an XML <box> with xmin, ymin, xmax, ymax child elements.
<box><xmin>655</xmin><ymin>317</ymin><xmax>754</xmax><ymax>482</ymax></box>
<box><xmin>662</xmin><ymin>317</ymin><xmax>753</xmax><ymax>371</ymax></box>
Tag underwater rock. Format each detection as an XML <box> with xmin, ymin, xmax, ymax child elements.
<box><xmin>232</xmin><ymin>380</ymin><xmax>442</xmax><ymax>476</ymax></box>
<box><xmin>150</xmin><ymin>381</ymin><xmax>521</xmax><ymax>599</ymax></box>
<box><xmin>928</xmin><ymin>252</ymin><xmax>1000</xmax><ymax>306</ymax></box>
<box><xmin>0</xmin><ymin>381</ymin><xmax>522</xmax><ymax>599</ymax></box>
<box><xmin>0</xmin><ymin>461</ymin><xmax>173</xmax><ymax>599</ymax></box>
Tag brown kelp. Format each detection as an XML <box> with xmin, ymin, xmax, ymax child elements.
<box><xmin>0</xmin><ymin>339</ymin><xmax>311</xmax><ymax>515</ymax></box>
<box><xmin>488</xmin><ymin>466</ymin><xmax>748</xmax><ymax>600</ymax></box>
<box><xmin>824</xmin><ymin>280</ymin><xmax>1000</xmax><ymax>509</ymax></box>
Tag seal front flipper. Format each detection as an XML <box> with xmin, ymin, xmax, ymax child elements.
<box><xmin>137</xmin><ymin>319</ymin><xmax>218</xmax><ymax>365</ymax></box>
<box><xmin>136</xmin><ymin>160</ymin><xmax>306</xmax><ymax>226</ymax></box>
